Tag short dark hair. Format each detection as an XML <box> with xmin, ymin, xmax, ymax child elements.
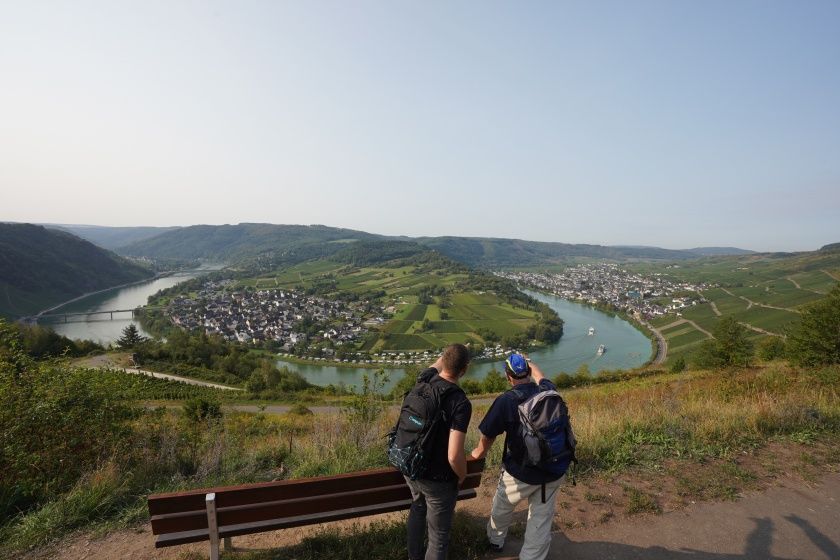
<box><xmin>442</xmin><ymin>343</ymin><xmax>470</xmax><ymax>376</ymax></box>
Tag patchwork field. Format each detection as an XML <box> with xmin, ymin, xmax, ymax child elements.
<box><xmin>633</xmin><ymin>249</ymin><xmax>840</xmax><ymax>366</ymax></box>
<box><xmin>240</xmin><ymin>259</ymin><xmax>541</xmax><ymax>352</ymax></box>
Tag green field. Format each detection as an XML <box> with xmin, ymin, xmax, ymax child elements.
<box><xmin>239</xmin><ymin>259</ymin><xmax>541</xmax><ymax>352</ymax></box>
<box><xmin>631</xmin><ymin>250</ymin><xmax>840</xmax><ymax>365</ymax></box>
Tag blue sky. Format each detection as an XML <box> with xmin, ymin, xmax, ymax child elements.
<box><xmin>1</xmin><ymin>1</ymin><xmax>838</xmax><ymax>251</ymax></box>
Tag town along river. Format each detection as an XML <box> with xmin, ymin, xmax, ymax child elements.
<box><xmin>38</xmin><ymin>269</ymin><xmax>214</xmax><ymax>345</ymax></box>
<box><xmin>276</xmin><ymin>290</ymin><xmax>652</xmax><ymax>392</ymax></box>
<box><xmin>42</xmin><ymin>277</ymin><xmax>651</xmax><ymax>392</ymax></box>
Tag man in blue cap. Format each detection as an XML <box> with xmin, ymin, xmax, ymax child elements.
<box><xmin>470</xmin><ymin>354</ymin><xmax>565</xmax><ymax>560</ymax></box>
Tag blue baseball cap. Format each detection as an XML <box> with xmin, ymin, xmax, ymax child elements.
<box><xmin>505</xmin><ymin>353</ymin><xmax>530</xmax><ymax>378</ymax></box>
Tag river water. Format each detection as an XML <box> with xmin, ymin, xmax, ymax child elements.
<box><xmin>39</xmin><ymin>269</ymin><xmax>211</xmax><ymax>344</ymax></box>
<box><xmin>276</xmin><ymin>290</ymin><xmax>651</xmax><ymax>391</ymax></box>
<box><xmin>42</xmin><ymin>275</ymin><xmax>651</xmax><ymax>391</ymax></box>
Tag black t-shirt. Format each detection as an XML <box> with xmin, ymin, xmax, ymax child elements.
<box><xmin>420</xmin><ymin>368</ymin><xmax>472</xmax><ymax>482</ymax></box>
<box><xmin>478</xmin><ymin>378</ymin><xmax>561</xmax><ymax>485</ymax></box>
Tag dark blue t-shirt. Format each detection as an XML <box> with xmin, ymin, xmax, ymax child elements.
<box><xmin>478</xmin><ymin>378</ymin><xmax>562</xmax><ymax>485</ymax></box>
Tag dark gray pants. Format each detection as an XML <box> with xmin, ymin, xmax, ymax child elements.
<box><xmin>405</xmin><ymin>476</ymin><xmax>458</xmax><ymax>560</ymax></box>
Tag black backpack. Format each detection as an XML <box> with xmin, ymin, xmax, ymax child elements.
<box><xmin>387</xmin><ymin>370</ymin><xmax>458</xmax><ymax>480</ymax></box>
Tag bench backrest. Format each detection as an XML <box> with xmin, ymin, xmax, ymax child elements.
<box><xmin>149</xmin><ymin>458</ymin><xmax>485</xmax><ymax>539</ymax></box>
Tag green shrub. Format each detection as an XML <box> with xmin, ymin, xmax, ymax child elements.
<box><xmin>787</xmin><ymin>285</ymin><xmax>840</xmax><ymax>366</ymax></box>
<box><xmin>482</xmin><ymin>369</ymin><xmax>507</xmax><ymax>393</ymax></box>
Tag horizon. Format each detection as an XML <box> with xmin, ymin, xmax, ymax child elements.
<box><xmin>11</xmin><ymin>220</ymin><xmax>837</xmax><ymax>254</ymax></box>
<box><xmin>2</xmin><ymin>1</ymin><xmax>839</xmax><ymax>252</ymax></box>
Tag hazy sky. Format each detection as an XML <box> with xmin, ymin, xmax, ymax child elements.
<box><xmin>2</xmin><ymin>1</ymin><xmax>838</xmax><ymax>251</ymax></box>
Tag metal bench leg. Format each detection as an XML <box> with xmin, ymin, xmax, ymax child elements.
<box><xmin>206</xmin><ymin>493</ymin><xmax>220</xmax><ymax>560</ymax></box>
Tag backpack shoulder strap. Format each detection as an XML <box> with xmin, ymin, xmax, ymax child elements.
<box><xmin>509</xmin><ymin>388</ymin><xmax>528</xmax><ymax>403</ymax></box>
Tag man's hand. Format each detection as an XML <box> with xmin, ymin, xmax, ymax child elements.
<box><xmin>470</xmin><ymin>434</ymin><xmax>495</xmax><ymax>460</ymax></box>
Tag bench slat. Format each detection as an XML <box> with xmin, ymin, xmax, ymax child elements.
<box><xmin>149</xmin><ymin>459</ymin><xmax>485</xmax><ymax>515</ymax></box>
<box><xmin>151</xmin><ymin>471</ymin><xmax>482</xmax><ymax>535</ymax></box>
<box><xmin>155</xmin><ymin>488</ymin><xmax>478</xmax><ymax>548</ymax></box>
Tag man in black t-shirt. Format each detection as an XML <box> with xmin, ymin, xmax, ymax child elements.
<box><xmin>470</xmin><ymin>354</ymin><xmax>564</xmax><ymax>560</ymax></box>
<box><xmin>405</xmin><ymin>343</ymin><xmax>472</xmax><ymax>560</ymax></box>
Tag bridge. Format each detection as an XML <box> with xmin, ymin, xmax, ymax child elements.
<box><xmin>26</xmin><ymin>307</ymin><xmax>164</xmax><ymax>324</ymax></box>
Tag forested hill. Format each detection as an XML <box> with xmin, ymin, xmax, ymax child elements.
<box><xmin>115</xmin><ymin>223</ymin><xmax>704</xmax><ymax>267</ymax></box>
<box><xmin>0</xmin><ymin>224</ymin><xmax>153</xmax><ymax>319</ymax></box>
<box><xmin>118</xmin><ymin>223</ymin><xmax>379</xmax><ymax>265</ymax></box>
<box><xmin>46</xmin><ymin>224</ymin><xmax>180</xmax><ymax>250</ymax></box>
<box><xmin>412</xmin><ymin>236</ymin><xmax>697</xmax><ymax>267</ymax></box>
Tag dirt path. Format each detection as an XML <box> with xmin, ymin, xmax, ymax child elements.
<box><xmin>739</xmin><ymin>322</ymin><xmax>785</xmax><ymax>338</ymax></box>
<box><xmin>659</xmin><ymin>318</ymin><xmax>713</xmax><ymax>339</ymax></box>
<box><xmin>786</xmin><ymin>276</ymin><xmax>804</xmax><ymax>290</ymax></box>
<box><xmin>709</xmin><ymin>300</ymin><xmax>722</xmax><ymax>316</ymax></box>
<box><xmin>76</xmin><ymin>355</ymin><xmax>243</xmax><ymax>391</ymax></box>
<box><xmin>524</xmin><ymin>472</ymin><xmax>840</xmax><ymax>560</ymax></box>
<box><xmin>720</xmin><ymin>287</ymin><xmax>801</xmax><ymax>315</ymax></box>
<box><xmin>821</xmin><ymin>269</ymin><xmax>840</xmax><ymax>282</ymax></box>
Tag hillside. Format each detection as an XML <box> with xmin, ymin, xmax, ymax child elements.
<box><xmin>632</xmin><ymin>250</ymin><xmax>840</xmax><ymax>365</ymax></box>
<box><xmin>0</xmin><ymin>224</ymin><xmax>153</xmax><ymax>318</ymax></box>
<box><xmin>115</xmin><ymin>222</ymin><xmax>701</xmax><ymax>267</ymax></box>
<box><xmin>118</xmin><ymin>223</ymin><xmax>379</xmax><ymax>265</ymax></box>
<box><xmin>45</xmin><ymin>224</ymin><xmax>181</xmax><ymax>250</ymax></box>
<box><xmin>145</xmin><ymin>240</ymin><xmax>562</xmax><ymax>355</ymax></box>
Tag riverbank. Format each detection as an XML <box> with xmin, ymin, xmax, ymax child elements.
<box><xmin>522</xmin><ymin>287</ymin><xmax>662</xmax><ymax>367</ymax></box>
<box><xmin>34</xmin><ymin>271</ymin><xmax>173</xmax><ymax>318</ymax></box>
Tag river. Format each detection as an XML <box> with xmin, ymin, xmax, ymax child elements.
<box><xmin>276</xmin><ymin>290</ymin><xmax>651</xmax><ymax>391</ymax></box>
<box><xmin>43</xmin><ymin>275</ymin><xmax>651</xmax><ymax>391</ymax></box>
<box><xmin>38</xmin><ymin>267</ymin><xmax>217</xmax><ymax>344</ymax></box>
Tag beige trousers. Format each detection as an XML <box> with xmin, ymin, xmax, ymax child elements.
<box><xmin>487</xmin><ymin>470</ymin><xmax>564</xmax><ymax>560</ymax></box>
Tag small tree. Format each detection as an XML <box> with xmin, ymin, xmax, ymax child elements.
<box><xmin>693</xmin><ymin>317</ymin><xmax>755</xmax><ymax>368</ymax></box>
<box><xmin>116</xmin><ymin>324</ymin><xmax>147</xmax><ymax>349</ymax></box>
<box><xmin>669</xmin><ymin>356</ymin><xmax>687</xmax><ymax>373</ymax></box>
<box><xmin>787</xmin><ymin>284</ymin><xmax>840</xmax><ymax>366</ymax></box>
<box><xmin>758</xmin><ymin>336</ymin><xmax>787</xmax><ymax>362</ymax></box>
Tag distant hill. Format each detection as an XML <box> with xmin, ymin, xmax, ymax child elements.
<box><xmin>685</xmin><ymin>247</ymin><xmax>756</xmax><ymax>257</ymax></box>
<box><xmin>117</xmin><ymin>223</ymin><xmax>701</xmax><ymax>268</ymax></box>
<box><xmin>820</xmin><ymin>242</ymin><xmax>840</xmax><ymax>253</ymax></box>
<box><xmin>414</xmin><ymin>237</ymin><xmax>697</xmax><ymax>267</ymax></box>
<box><xmin>45</xmin><ymin>224</ymin><xmax>181</xmax><ymax>250</ymax></box>
<box><xmin>0</xmin><ymin>224</ymin><xmax>153</xmax><ymax>319</ymax></box>
<box><xmin>118</xmin><ymin>223</ymin><xmax>380</xmax><ymax>266</ymax></box>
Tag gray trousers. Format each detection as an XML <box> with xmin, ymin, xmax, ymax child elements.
<box><xmin>405</xmin><ymin>476</ymin><xmax>459</xmax><ymax>560</ymax></box>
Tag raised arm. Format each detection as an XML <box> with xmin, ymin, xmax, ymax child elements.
<box><xmin>527</xmin><ymin>357</ymin><xmax>546</xmax><ymax>383</ymax></box>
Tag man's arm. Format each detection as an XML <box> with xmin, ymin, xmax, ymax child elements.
<box><xmin>448</xmin><ymin>429</ymin><xmax>467</xmax><ymax>484</ymax></box>
<box><xmin>527</xmin><ymin>357</ymin><xmax>546</xmax><ymax>383</ymax></box>
<box><xmin>470</xmin><ymin>433</ymin><xmax>496</xmax><ymax>459</ymax></box>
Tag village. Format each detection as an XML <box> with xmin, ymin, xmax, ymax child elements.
<box><xmin>166</xmin><ymin>281</ymin><xmax>379</xmax><ymax>351</ymax></box>
<box><xmin>496</xmin><ymin>264</ymin><xmax>709</xmax><ymax>319</ymax></box>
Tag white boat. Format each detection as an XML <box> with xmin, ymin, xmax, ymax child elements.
<box><xmin>588</xmin><ymin>327</ymin><xmax>596</xmax><ymax>336</ymax></box>
<box><xmin>597</xmin><ymin>344</ymin><xmax>606</xmax><ymax>355</ymax></box>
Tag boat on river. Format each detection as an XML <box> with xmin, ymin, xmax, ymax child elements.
<box><xmin>588</xmin><ymin>326</ymin><xmax>595</xmax><ymax>336</ymax></box>
<box><xmin>597</xmin><ymin>344</ymin><xmax>606</xmax><ymax>355</ymax></box>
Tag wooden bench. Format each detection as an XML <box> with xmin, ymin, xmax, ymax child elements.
<box><xmin>148</xmin><ymin>458</ymin><xmax>485</xmax><ymax>559</ymax></box>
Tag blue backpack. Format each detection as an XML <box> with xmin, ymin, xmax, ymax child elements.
<box><xmin>511</xmin><ymin>387</ymin><xmax>577</xmax><ymax>482</ymax></box>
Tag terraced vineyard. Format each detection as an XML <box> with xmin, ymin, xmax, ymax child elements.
<box><xmin>634</xmin><ymin>248</ymin><xmax>840</xmax><ymax>365</ymax></box>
